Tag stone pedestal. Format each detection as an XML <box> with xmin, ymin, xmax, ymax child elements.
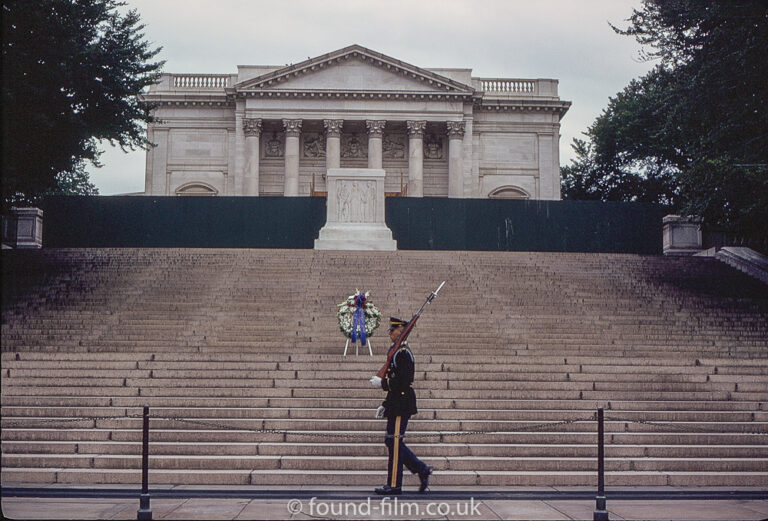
<box><xmin>663</xmin><ymin>215</ymin><xmax>702</xmax><ymax>256</ymax></box>
<box><xmin>5</xmin><ymin>207</ymin><xmax>44</xmax><ymax>249</ymax></box>
<box><xmin>314</xmin><ymin>168</ymin><xmax>397</xmax><ymax>251</ymax></box>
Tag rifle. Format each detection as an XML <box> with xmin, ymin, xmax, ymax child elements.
<box><xmin>376</xmin><ymin>281</ymin><xmax>446</xmax><ymax>379</ymax></box>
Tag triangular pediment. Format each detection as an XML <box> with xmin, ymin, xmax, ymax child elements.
<box><xmin>236</xmin><ymin>45</ymin><xmax>474</xmax><ymax>94</ymax></box>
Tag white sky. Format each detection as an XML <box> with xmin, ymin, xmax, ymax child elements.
<box><xmin>89</xmin><ymin>0</ymin><xmax>656</xmax><ymax>195</ymax></box>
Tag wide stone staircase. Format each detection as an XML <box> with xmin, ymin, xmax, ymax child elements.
<box><xmin>2</xmin><ymin>248</ymin><xmax>767</xmax><ymax>487</ymax></box>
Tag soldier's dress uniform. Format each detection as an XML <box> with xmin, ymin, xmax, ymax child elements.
<box><xmin>376</xmin><ymin>317</ymin><xmax>432</xmax><ymax>495</ymax></box>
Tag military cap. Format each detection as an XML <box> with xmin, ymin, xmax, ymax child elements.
<box><xmin>389</xmin><ymin>317</ymin><xmax>408</xmax><ymax>329</ymax></box>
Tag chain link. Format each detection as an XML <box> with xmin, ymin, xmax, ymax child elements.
<box><xmin>7</xmin><ymin>412</ymin><xmax>765</xmax><ymax>438</ymax></box>
<box><xmin>3</xmin><ymin>413</ymin><xmax>596</xmax><ymax>440</ymax></box>
<box><xmin>604</xmin><ymin>414</ymin><xmax>768</xmax><ymax>436</ymax></box>
<box><xmin>156</xmin><ymin>414</ymin><xmax>597</xmax><ymax>440</ymax></box>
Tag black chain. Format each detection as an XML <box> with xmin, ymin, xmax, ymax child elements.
<box><xmin>8</xmin><ymin>413</ymin><xmax>765</xmax><ymax>438</ymax></box>
<box><xmin>155</xmin><ymin>414</ymin><xmax>597</xmax><ymax>440</ymax></box>
<box><xmin>2</xmin><ymin>413</ymin><xmax>596</xmax><ymax>440</ymax></box>
<box><xmin>604</xmin><ymin>414</ymin><xmax>768</xmax><ymax>436</ymax></box>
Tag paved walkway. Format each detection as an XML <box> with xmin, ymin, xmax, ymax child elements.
<box><xmin>2</xmin><ymin>485</ymin><xmax>768</xmax><ymax>520</ymax></box>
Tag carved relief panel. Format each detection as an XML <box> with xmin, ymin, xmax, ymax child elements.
<box><xmin>262</xmin><ymin>132</ymin><xmax>285</xmax><ymax>159</ymax></box>
<box><xmin>423</xmin><ymin>133</ymin><xmax>444</xmax><ymax>160</ymax></box>
<box><xmin>341</xmin><ymin>133</ymin><xmax>368</xmax><ymax>159</ymax></box>
<box><xmin>382</xmin><ymin>134</ymin><xmax>407</xmax><ymax>160</ymax></box>
<box><xmin>301</xmin><ymin>133</ymin><xmax>326</xmax><ymax>159</ymax></box>
<box><xmin>336</xmin><ymin>180</ymin><xmax>377</xmax><ymax>223</ymax></box>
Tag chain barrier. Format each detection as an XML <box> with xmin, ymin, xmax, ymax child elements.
<box><xmin>604</xmin><ymin>414</ymin><xmax>768</xmax><ymax>436</ymax></box>
<box><xmin>6</xmin><ymin>412</ymin><xmax>765</xmax><ymax>438</ymax></box>
<box><xmin>156</xmin><ymin>414</ymin><xmax>597</xmax><ymax>440</ymax></box>
<box><xmin>3</xmin><ymin>412</ymin><xmax>595</xmax><ymax>440</ymax></box>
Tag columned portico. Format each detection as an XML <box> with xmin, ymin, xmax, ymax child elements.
<box><xmin>283</xmin><ymin>119</ymin><xmax>302</xmax><ymax>196</ymax></box>
<box><xmin>143</xmin><ymin>45</ymin><xmax>570</xmax><ymax>200</ymax></box>
<box><xmin>243</xmin><ymin>118</ymin><xmax>262</xmax><ymax>195</ymax></box>
<box><xmin>366</xmin><ymin>120</ymin><xmax>386</xmax><ymax>169</ymax></box>
<box><xmin>324</xmin><ymin>119</ymin><xmax>343</xmax><ymax>170</ymax></box>
<box><xmin>406</xmin><ymin>120</ymin><xmax>426</xmax><ymax>197</ymax></box>
<box><xmin>446</xmin><ymin>120</ymin><xmax>465</xmax><ymax>198</ymax></box>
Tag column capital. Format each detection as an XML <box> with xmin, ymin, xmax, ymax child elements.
<box><xmin>283</xmin><ymin>119</ymin><xmax>303</xmax><ymax>137</ymax></box>
<box><xmin>365</xmin><ymin>120</ymin><xmax>386</xmax><ymax>137</ymax></box>
<box><xmin>243</xmin><ymin>118</ymin><xmax>262</xmax><ymax>137</ymax></box>
<box><xmin>407</xmin><ymin>120</ymin><xmax>427</xmax><ymax>138</ymax></box>
<box><xmin>446</xmin><ymin>120</ymin><xmax>466</xmax><ymax>138</ymax></box>
<box><xmin>323</xmin><ymin>119</ymin><xmax>344</xmax><ymax>138</ymax></box>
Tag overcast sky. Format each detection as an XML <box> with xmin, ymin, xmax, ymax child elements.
<box><xmin>89</xmin><ymin>0</ymin><xmax>656</xmax><ymax>195</ymax></box>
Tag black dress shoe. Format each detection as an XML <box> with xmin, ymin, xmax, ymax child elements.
<box><xmin>375</xmin><ymin>485</ymin><xmax>402</xmax><ymax>495</ymax></box>
<box><xmin>418</xmin><ymin>466</ymin><xmax>433</xmax><ymax>492</ymax></box>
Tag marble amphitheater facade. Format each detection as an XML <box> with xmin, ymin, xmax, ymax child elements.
<box><xmin>142</xmin><ymin>45</ymin><xmax>571</xmax><ymax>200</ymax></box>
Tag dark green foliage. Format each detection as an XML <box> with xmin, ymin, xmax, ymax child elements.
<box><xmin>562</xmin><ymin>0</ymin><xmax>768</xmax><ymax>248</ymax></box>
<box><xmin>1</xmin><ymin>0</ymin><xmax>163</xmax><ymax>211</ymax></box>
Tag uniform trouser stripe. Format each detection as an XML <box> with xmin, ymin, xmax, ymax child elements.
<box><xmin>390</xmin><ymin>415</ymin><xmax>401</xmax><ymax>488</ymax></box>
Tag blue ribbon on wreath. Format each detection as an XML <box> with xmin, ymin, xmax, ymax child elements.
<box><xmin>350</xmin><ymin>294</ymin><xmax>367</xmax><ymax>345</ymax></box>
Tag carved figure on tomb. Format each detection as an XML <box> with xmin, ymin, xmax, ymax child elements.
<box><xmin>364</xmin><ymin>181</ymin><xmax>376</xmax><ymax>221</ymax></box>
<box><xmin>338</xmin><ymin>181</ymin><xmax>351</xmax><ymax>222</ymax></box>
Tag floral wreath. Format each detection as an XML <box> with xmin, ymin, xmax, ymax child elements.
<box><xmin>337</xmin><ymin>290</ymin><xmax>382</xmax><ymax>344</ymax></box>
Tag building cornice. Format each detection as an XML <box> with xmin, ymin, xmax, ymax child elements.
<box><xmin>235</xmin><ymin>45</ymin><xmax>474</xmax><ymax>94</ymax></box>
<box><xmin>474</xmin><ymin>98</ymin><xmax>571</xmax><ymax>117</ymax></box>
<box><xmin>233</xmin><ymin>89</ymin><xmax>473</xmax><ymax>101</ymax></box>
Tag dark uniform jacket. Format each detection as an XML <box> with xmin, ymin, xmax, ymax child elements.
<box><xmin>380</xmin><ymin>342</ymin><xmax>418</xmax><ymax>417</ymax></box>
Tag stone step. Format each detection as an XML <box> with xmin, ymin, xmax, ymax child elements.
<box><xmin>3</xmin><ymin>248</ymin><xmax>766</xmax><ymax>487</ymax></box>
<box><xmin>4</xmin><ymin>428</ymin><xmax>765</xmax><ymax>446</ymax></box>
<box><xmin>3</xmin><ymin>395</ymin><xmax>761</xmax><ymax>412</ymax></box>
<box><xmin>3</xmin><ymin>407</ymin><xmax>765</xmax><ymax>423</ymax></box>
<box><xmin>2</xmin><ymin>468</ymin><xmax>766</xmax><ymax>487</ymax></box>
<box><xmin>4</xmin><ymin>453</ymin><xmax>766</xmax><ymax>473</ymax></box>
<box><xmin>5</xmin><ymin>440</ymin><xmax>767</xmax><ymax>459</ymax></box>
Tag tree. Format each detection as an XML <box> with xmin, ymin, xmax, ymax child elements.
<box><xmin>562</xmin><ymin>0</ymin><xmax>768</xmax><ymax>249</ymax></box>
<box><xmin>1</xmin><ymin>0</ymin><xmax>163</xmax><ymax>211</ymax></box>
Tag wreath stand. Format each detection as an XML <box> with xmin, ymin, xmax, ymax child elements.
<box><xmin>343</xmin><ymin>338</ymin><xmax>373</xmax><ymax>357</ymax></box>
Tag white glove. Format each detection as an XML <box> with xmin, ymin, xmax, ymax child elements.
<box><xmin>369</xmin><ymin>376</ymin><xmax>382</xmax><ymax>388</ymax></box>
<box><xmin>375</xmin><ymin>406</ymin><xmax>385</xmax><ymax>419</ymax></box>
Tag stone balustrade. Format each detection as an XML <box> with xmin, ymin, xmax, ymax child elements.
<box><xmin>171</xmin><ymin>74</ymin><xmax>232</xmax><ymax>89</ymax></box>
<box><xmin>473</xmin><ymin>78</ymin><xmax>560</xmax><ymax>98</ymax></box>
<box><xmin>476</xmin><ymin>78</ymin><xmax>536</xmax><ymax>93</ymax></box>
<box><xmin>158</xmin><ymin>74</ymin><xmax>554</xmax><ymax>97</ymax></box>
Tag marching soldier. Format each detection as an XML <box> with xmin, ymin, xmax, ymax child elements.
<box><xmin>369</xmin><ymin>317</ymin><xmax>432</xmax><ymax>495</ymax></box>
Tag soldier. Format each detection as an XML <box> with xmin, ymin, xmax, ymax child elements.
<box><xmin>369</xmin><ymin>317</ymin><xmax>433</xmax><ymax>495</ymax></box>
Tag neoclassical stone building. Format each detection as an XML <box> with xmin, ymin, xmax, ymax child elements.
<box><xmin>142</xmin><ymin>45</ymin><xmax>570</xmax><ymax>199</ymax></box>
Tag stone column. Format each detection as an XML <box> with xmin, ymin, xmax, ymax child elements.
<box><xmin>366</xmin><ymin>120</ymin><xmax>386</xmax><ymax>169</ymax></box>
<box><xmin>243</xmin><ymin>118</ymin><xmax>262</xmax><ymax>196</ymax></box>
<box><xmin>447</xmin><ymin>121</ymin><xmax>466</xmax><ymax>198</ymax></box>
<box><xmin>406</xmin><ymin>120</ymin><xmax>426</xmax><ymax>197</ymax></box>
<box><xmin>283</xmin><ymin>119</ymin><xmax>302</xmax><ymax>196</ymax></box>
<box><xmin>324</xmin><ymin>119</ymin><xmax>343</xmax><ymax>170</ymax></box>
<box><xmin>148</xmin><ymin>128</ymin><xmax>169</xmax><ymax>195</ymax></box>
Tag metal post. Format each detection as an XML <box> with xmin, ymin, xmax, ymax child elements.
<box><xmin>137</xmin><ymin>406</ymin><xmax>152</xmax><ymax>520</ymax></box>
<box><xmin>594</xmin><ymin>407</ymin><xmax>609</xmax><ymax>521</ymax></box>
